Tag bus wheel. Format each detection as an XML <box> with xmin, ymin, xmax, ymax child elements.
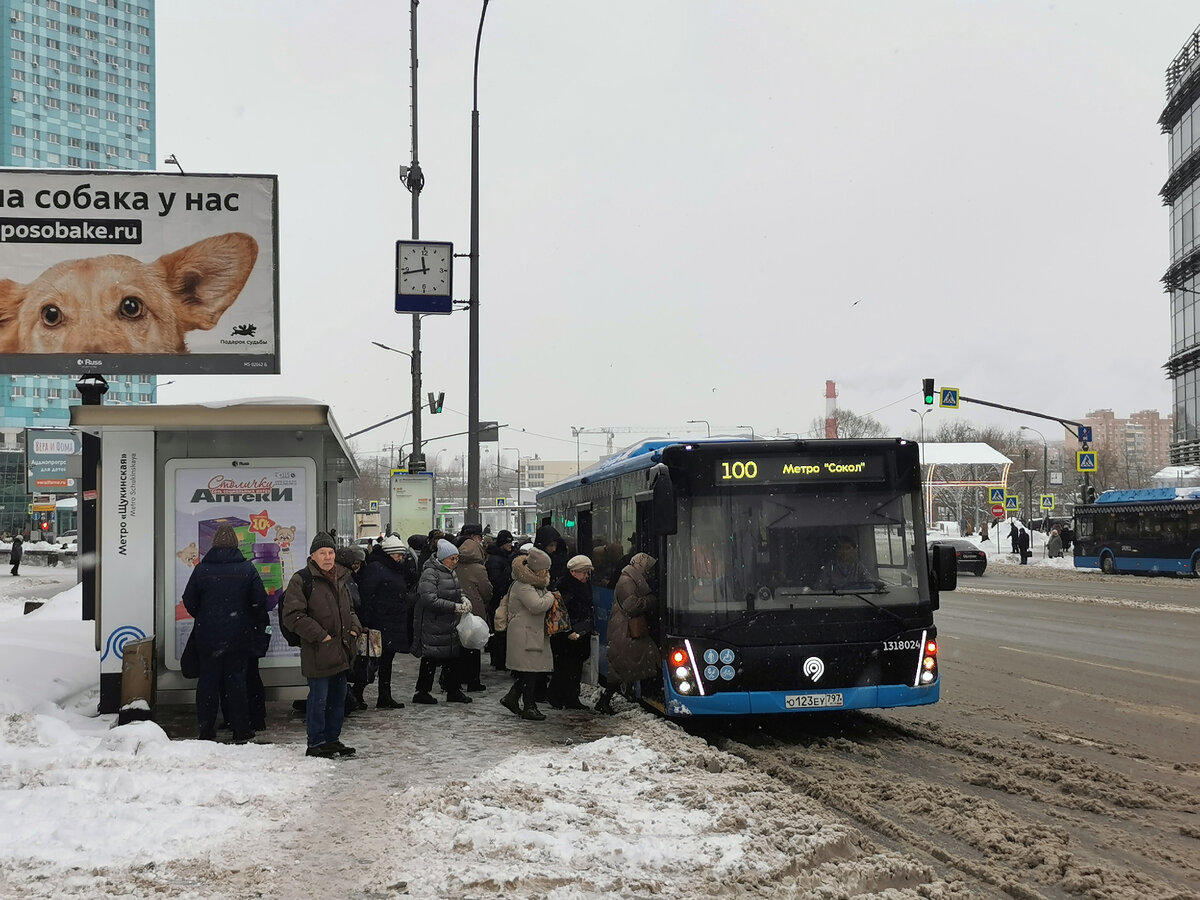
<box><xmin>1101</xmin><ymin>554</ymin><xmax>1116</xmax><ymax>575</ymax></box>
<box><xmin>1192</xmin><ymin>557</ymin><xmax>1200</xmax><ymax>577</ymax></box>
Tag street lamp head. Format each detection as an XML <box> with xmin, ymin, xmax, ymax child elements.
<box><xmin>372</xmin><ymin>341</ymin><xmax>412</xmax><ymax>358</ymax></box>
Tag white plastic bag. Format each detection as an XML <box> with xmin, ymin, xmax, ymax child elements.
<box><xmin>456</xmin><ymin>612</ymin><xmax>491</xmax><ymax>651</ymax></box>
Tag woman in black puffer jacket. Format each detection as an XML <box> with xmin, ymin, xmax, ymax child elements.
<box><xmin>412</xmin><ymin>539</ymin><xmax>471</xmax><ymax>704</ymax></box>
<box><xmin>358</xmin><ymin>536</ymin><xmax>416</xmax><ymax>708</ymax></box>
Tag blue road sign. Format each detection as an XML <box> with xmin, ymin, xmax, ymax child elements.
<box><xmin>368</xmin><ymin>500</ymin><xmax>378</xmax><ymax>513</ymax></box>
<box><xmin>939</xmin><ymin>388</ymin><xmax>960</xmax><ymax>409</ymax></box>
<box><xmin>1077</xmin><ymin>451</ymin><xmax>1097</xmax><ymax>473</ymax></box>
<box><xmin>1078</xmin><ymin>426</ymin><xmax>1093</xmax><ymax>443</ymax></box>
<box><xmin>988</xmin><ymin>486</ymin><xmax>1006</xmax><ymax>504</ymax></box>
<box><xmin>1005</xmin><ymin>495</ymin><xmax>1020</xmax><ymax>511</ymax></box>
<box><xmin>1039</xmin><ymin>494</ymin><xmax>1054</xmax><ymax>511</ymax></box>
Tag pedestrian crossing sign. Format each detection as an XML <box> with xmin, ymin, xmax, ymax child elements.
<box><xmin>368</xmin><ymin>500</ymin><xmax>378</xmax><ymax>512</ymax></box>
<box><xmin>1076</xmin><ymin>451</ymin><xmax>1097</xmax><ymax>473</ymax></box>
<box><xmin>1039</xmin><ymin>494</ymin><xmax>1054</xmax><ymax>511</ymax></box>
<box><xmin>1004</xmin><ymin>495</ymin><xmax>1020</xmax><ymax>511</ymax></box>
<box><xmin>939</xmin><ymin>387</ymin><xmax>960</xmax><ymax>409</ymax></box>
<box><xmin>988</xmin><ymin>486</ymin><xmax>1006</xmax><ymax>504</ymax></box>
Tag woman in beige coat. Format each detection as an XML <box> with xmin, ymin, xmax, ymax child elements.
<box><xmin>500</xmin><ymin>546</ymin><xmax>556</xmax><ymax>720</ymax></box>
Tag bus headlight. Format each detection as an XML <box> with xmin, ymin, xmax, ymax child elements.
<box><xmin>675</xmin><ymin>666</ymin><xmax>690</xmax><ymax>680</ymax></box>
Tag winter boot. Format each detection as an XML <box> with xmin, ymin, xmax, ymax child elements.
<box><xmin>412</xmin><ymin>691</ymin><xmax>438</xmax><ymax>705</ymax></box>
<box><xmin>351</xmin><ymin>683</ymin><xmax>368</xmax><ymax>710</ymax></box>
<box><xmin>520</xmin><ymin>677</ymin><xmax>545</xmax><ymax>720</ymax></box>
<box><xmin>499</xmin><ymin>683</ymin><xmax>522</xmax><ymax>717</ymax></box>
<box><xmin>376</xmin><ymin>682</ymin><xmax>405</xmax><ymax>709</ymax></box>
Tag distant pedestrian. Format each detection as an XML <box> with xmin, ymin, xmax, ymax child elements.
<box><xmin>182</xmin><ymin>524</ymin><xmax>269</xmax><ymax>744</ymax></box>
<box><xmin>1018</xmin><ymin>526</ymin><xmax>1031</xmax><ymax>565</ymax></box>
<box><xmin>281</xmin><ymin>532</ymin><xmax>362</xmax><ymax>758</ymax></box>
<box><xmin>980</xmin><ymin>521</ymin><xmax>990</xmax><ymax>543</ymax></box>
<box><xmin>1060</xmin><ymin>524</ymin><xmax>1073</xmax><ymax>552</ymax></box>
<box><xmin>8</xmin><ymin>535</ymin><xmax>22</xmax><ymax>576</ymax></box>
<box><xmin>1009</xmin><ymin>523</ymin><xmax>1020</xmax><ymax>556</ymax></box>
<box><xmin>1047</xmin><ymin>528</ymin><xmax>1063</xmax><ymax>558</ymax></box>
<box><xmin>499</xmin><ymin>546</ymin><xmax>556</xmax><ymax>721</ymax></box>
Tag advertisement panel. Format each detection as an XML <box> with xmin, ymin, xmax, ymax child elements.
<box><xmin>389</xmin><ymin>470</ymin><xmax>435</xmax><ymax>540</ymax></box>
<box><xmin>0</xmin><ymin>170</ymin><xmax>278</xmax><ymax>375</ymax></box>
<box><xmin>25</xmin><ymin>427</ymin><xmax>81</xmax><ymax>492</ymax></box>
<box><xmin>163</xmin><ymin>458</ymin><xmax>316</xmax><ymax>670</ymax></box>
<box><xmin>99</xmin><ymin>430</ymin><xmax>155</xmax><ymax>680</ymax></box>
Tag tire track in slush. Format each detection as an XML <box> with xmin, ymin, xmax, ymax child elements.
<box><xmin>710</xmin><ymin>713</ymin><xmax>1200</xmax><ymax>900</ymax></box>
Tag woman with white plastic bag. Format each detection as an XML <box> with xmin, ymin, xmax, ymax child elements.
<box><xmin>456</xmin><ymin>601</ymin><xmax>491</xmax><ymax>650</ymax></box>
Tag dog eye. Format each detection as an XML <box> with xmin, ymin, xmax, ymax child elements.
<box><xmin>119</xmin><ymin>296</ymin><xmax>144</xmax><ymax>319</ymax></box>
<box><xmin>40</xmin><ymin>305</ymin><xmax>63</xmax><ymax>327</ymax></box>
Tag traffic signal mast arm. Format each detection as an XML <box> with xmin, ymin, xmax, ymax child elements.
<box><xmin>957</xmin><ymin>395</ymin><xmax>1089</xmax><ymax>448</ymax></box>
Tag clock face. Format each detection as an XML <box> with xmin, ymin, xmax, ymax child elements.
<box><xmin>398</xmin><ymin>243</ymin><xmax>451</xmax><ymax>297</ymax></box>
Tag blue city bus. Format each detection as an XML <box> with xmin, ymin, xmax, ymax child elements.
<box><xmin>536</xmin><ymin>438</ymin><xmax>957</xmax><ymax>717</ymax></box>
<box><xmin>1074</xmin><ymin>487</ymin><xmax>1200</xmax><ymax>575</ymax></box>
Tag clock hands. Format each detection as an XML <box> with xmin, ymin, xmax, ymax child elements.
<box><xmin>400</xmin><ymin>259</ymin><xmax>431</xmax><ymax>276</ymax></box>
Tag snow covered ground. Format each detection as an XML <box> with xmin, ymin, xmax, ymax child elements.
<box><xmin>0</xmin><ymin>540</ymin><xmax>1088</xmax><ymax>899</ymax></box>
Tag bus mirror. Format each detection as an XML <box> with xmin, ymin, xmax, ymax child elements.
<box><xmin>931</xmin><ymin>543</ymin><xmax>957</xmax><ymax>593</ymax></box>
<box><xmin>650</xmin><ymin>464</ymin><xmax>677</xmax><ymax>535</ymax></box>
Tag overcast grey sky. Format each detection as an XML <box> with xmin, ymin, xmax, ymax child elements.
<box><xmin>156</xmin><ymin>1</ymin><xmax>1198</xmax><ymax>467</ymax></box>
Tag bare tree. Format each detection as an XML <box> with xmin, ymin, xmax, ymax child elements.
<box><xmin>808</xmin><ymin>408</ymin><xmax>889</xmax><ymax>439</ymax></box>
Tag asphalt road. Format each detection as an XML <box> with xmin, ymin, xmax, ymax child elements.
<box><xmin>711</xmin><ymin>565</ymin><xmax>1200</xmax><ymax>898</ymax></box>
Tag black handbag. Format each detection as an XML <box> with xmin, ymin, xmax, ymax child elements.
<box><xmin>180</xmin><ymin>631</ymin><xmax>200</xmax><ymax>679</ymax></box>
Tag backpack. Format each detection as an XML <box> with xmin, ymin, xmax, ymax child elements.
<box><xmin>277</xmin><ymin>568</ymin><xmax>313</xmax><ymax>647</ymax></box>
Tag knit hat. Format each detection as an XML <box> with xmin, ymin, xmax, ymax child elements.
<box><xmin>380</xmin><ymin>535</ymin><xmax>406</xmax><ymax>555</ymax></box>
<box><xmin>567</xmin><ymin>554</ymin><xmax>593</xmax><ymax>572</ymax></box>
<box><xmin>211</xmin><ymin>524</ymin><xmax>239</xmax><ymax>549</ymax></box>
<box><xmin>526</xmin><ymin>546</ymin><xmax>552</xmax><ymax>572</ymax></box>
<box><xmin>436</xmin><ymin>538</ymin><xmax>459</xmax><ymax>561</ymax></box>
<box><xmin>309</xmin><ymin>532</ymin><xmax>336</xmax><ymax>554</ymax></box>
<box><xmin>495</xmin><ymin>529</ymin><xmax>514</xmax><ymax>546</ymax></box>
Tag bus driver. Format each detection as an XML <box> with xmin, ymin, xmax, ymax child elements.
<box><xmin>819</xmin><ymin>534</ymin><xmax>878</xmax><ymax>590</ymax></box>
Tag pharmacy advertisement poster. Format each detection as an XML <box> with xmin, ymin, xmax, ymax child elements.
<box><xmin>164</xmin><ymin>457</ymin><xmax>315</xmax><ymax>669</ymax></box>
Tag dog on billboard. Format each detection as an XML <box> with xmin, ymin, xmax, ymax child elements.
<box><xmin>0</xmin><ymin>232</ymin><xmax>258</xmax><ymax>353</ymax></box>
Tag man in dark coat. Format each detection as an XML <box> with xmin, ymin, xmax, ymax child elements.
<box><xmin>357</xmin><ymin>535</ymin><xmax>415</xmax><ymax>709</ymax></box>
<box><xmin>1009</xmin><ymin>523</ymin><xmax>1020</xmax><ymax>556</ymax></box>
<box><xmin>534</xmin><ymin>525</ymin><xmax>570</xmax><ymax>587</ymax></box>
<box><xmin>182</xmin><ymin>524</ymin><xmax>269</xmax><ymax>743</ymax></box>
<box><xmin>1018</xmin><ymin>526</ymin><xmax>1031</xmax><ymax>565</ymax></box>
<box><xmin>282</xmin><ymin>532</ymin><xmax>362</xmax><ymax>758</ymax></box>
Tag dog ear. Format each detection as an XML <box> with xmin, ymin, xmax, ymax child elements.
<box><xmin>157</xmin><ymin>233</ymin><xmax>259</xmax><ymax>331</ymax></box>
<box><xmin>0</xmin><ymin>280</ymin><xmax>26</xmax><ymax>347</ymax></box>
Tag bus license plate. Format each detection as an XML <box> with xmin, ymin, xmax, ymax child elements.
<box><xmin>785</xmin><ymin>692</ymin><xmax>844</xmax><ymax>710</ymax></box>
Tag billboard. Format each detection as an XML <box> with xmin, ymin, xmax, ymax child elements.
<box><xmin>390</xmin><ymin>470</ymin><xmax>435</xmax><ymax>541</ymax></box>
<box><xmin>0</xmin><ymin>170</ymin><xmax>278</xmax><ymax>375</ymax></box>
<box><xmin>25</xmin><ymin>427</ymin><xmax>81</xmax><ymax>492</ymax></box>
<box><xmin>163</xmin><ymin>457</ymin><xmax>316</xmax><ymax>670</ymax></box>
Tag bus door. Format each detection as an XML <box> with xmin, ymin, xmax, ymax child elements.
<box><xmin>575</xmin><ymin>503</ymin><xmax>593</xmax><ymax>558</ymax></box>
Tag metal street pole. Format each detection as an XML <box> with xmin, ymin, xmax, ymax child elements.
<box><xmin>687</xmin><ymin>419</ymin><xmax>711</xmax><ymax>437</ymax></box>
<box><xmin>466</xmin><ymin>0</ymin><xmax>490</xmax><ymax>523</ymax></box>
<box><xmin>406</xmin><ymin>0</ymin><xmax>425</xmax><ymax>471</ymax></box>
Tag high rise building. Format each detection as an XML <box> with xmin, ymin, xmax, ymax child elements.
<box><xmin>0</xmin><ymin>0</ymin><xmax>157</xmax><ymax>444</ymax></box>
<box><xmin>1081</xmin><ymin>408</ymin><xmax>1174</xmax><ymax>485</ymax></box>
<box><xmin>1163</xmin><ymin>25</ymin><xmax>1200</xmax><ymax>464</ymax></box>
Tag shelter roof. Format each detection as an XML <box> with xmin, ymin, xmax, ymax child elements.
<box><xmin>917</xmin><ymin>442</ymin><xmax>1012</xmax><ymax>467</ymax></box>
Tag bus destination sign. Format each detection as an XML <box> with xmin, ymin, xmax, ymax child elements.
<box><xmin>716</xmin><ymin>455</ymin><xmax>886</xmax><ymax>485</ymax></box>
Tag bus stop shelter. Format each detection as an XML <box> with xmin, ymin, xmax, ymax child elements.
<box><xmin>70</xmin><ymin>400</ymin><xmax>358</xmax><ymax>713</ymax></box>
<box><xmin>917</xmin><ymin>441</ymin><xmax>1013</xmax><ymax>529</ymax></box>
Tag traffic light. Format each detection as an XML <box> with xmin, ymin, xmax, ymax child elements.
<box><xmin>39</xmin><ymin>521</ymin><xmax>50</xmax><ymax>532</ymax></box>
<box><xmin>1083</xmin><ymin>484</ymin><xmax>1096</xmax><ymax>504</ymax></box>
<box><xmin>427</xmin><ymin>391</ymin><xmax>444</xmax><ymax>414</ymax></box>
<box><xmin>922</xmin><ymin>378</ymin><xmax>935</xmax><ymax>406</ymax></box>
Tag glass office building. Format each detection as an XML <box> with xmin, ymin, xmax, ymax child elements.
<box><xmin>0</xmin><ymin>0</ymin><xmax>156</xmax><ymax>528</ymax></box>
<box><xmin>1164</xmin><ymin>25</ymin><xmax>1200</xmax><ymax>464</ymax></box>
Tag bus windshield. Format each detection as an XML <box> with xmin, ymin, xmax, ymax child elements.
<box><xmin>666</xmin><ymin>487</ymin><xmax>926</xmax><ymax>626</ymax></box>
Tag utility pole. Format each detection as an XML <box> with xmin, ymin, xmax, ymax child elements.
<box><xmin>405</xmin><ymin>0</ymin><xmax>425</xmax><ymax>472</ymax></box>
<box><xmin>466</xmin><ymin>0</ymin><xmax>490</xmax><ymax>522</ymax></box>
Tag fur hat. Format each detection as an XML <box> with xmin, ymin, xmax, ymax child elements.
<box><xmin>567</xmin><ymin>554</ymin><xmax>593</xmax><ymax>572</ymax></box>
<box><xmin>211</xmin><ymin>525</ymin><xmax>239</xmax><ymax>549</ymax></box>
<box><xmin>380</xmin><ymin>535</ymin><xmax>406</xmax><ymax>555</ymax></box>
<box><xmin>335</xmin><ymin>546</ymin><xmax>364</xmax><ymax>568</ymax></box>
<box><xmin>495</xmin><ymin>529</ymin><xmax>514</xmax><ymax>546</ymax></box>
<box><xmin>436</xmin><ymin>538</ymin><xmax>459</xmax><ymax>561</ymax></box>
<box><xmin>309</xmin><ymin>532</ymin><xmax>336</xmax><ymax>554</ymax></box>
<box><xmin>526</xmin><ymin>546</ymin><xmax>552</xmax><ymax>572</ymax></box>
<box><xmin>459</xmin><ymin>523</ymin><xmax>483</xmax><ymax>538</ymax></box>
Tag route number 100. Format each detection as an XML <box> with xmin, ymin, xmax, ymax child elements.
<box><xmin>720</xmin><ymin>461</ymin><xmax>758</xmax><ymax>480</ymax></box>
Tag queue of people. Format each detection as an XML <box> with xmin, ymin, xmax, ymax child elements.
<box><xmin>184</xmin><ymin>521</ymin><xmax>661</xmax><ymax>757</ymax></box>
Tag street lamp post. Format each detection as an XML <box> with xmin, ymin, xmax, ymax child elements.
<box><xmin>502</xmin><ymin>446</ymin><xmax>520</xmax><ymax>532</ymax></box>
<box><xmin>372</xmin><ymin>341</ymin><xmax>417</xmax><ymax>465</ymax></box>
<box><xmin>1020</xmin><ymin>426</ymin><xmax>1048</xmax><ymax>512</ymax></box>
<box><xmin>466</xmin><ymin>0</ymin><xmax>491</xmax><ymax>525</ymax></box>
<box><xmin>571</xmin><ymin>427</ymin><xmax>583</xmax><ymax>474</ymax></box>
<box><xmin>910</xmin><ymin>408</ymin><xmax>932</xmax><ymax>525</ymax></box>
<box><xmin>687</xmin><ymin>419</ymin><xmax>711</xmax><ymax>437</ymax></box>
<box><xmin>738</xmin><ymin>425</ymin><xmax>756</xmax><ymax>439</ymax></box>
